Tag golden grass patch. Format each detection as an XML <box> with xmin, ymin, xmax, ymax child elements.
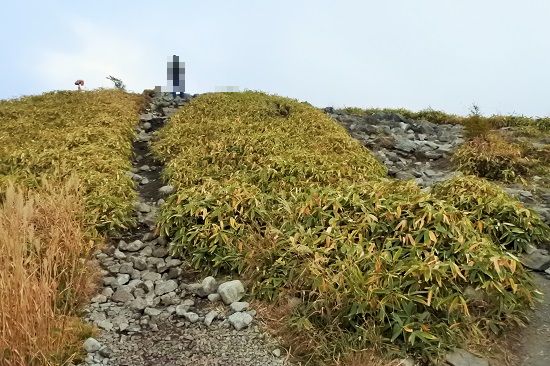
<box><xmin>0</xmin><ymin>89</ymin><xmax>141</xmax><ymax>233</ymax></box>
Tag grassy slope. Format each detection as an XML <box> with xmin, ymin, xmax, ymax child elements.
<box><xmin>0</xmin><ymin>89</ymin><xmax>140</xmax><ymax>365</ymax></box>
<box><xmin>152</xmin><ymin>91</ymin><xmax>541</xmax><ymax>364</ymax></box>
<box><xmin>0</xmin><ymin>89</ymin><xmax>141</xmax><ymax>233</ymax></box>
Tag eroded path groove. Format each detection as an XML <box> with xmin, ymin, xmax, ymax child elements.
<box><xmin>78</xmin><ymin>94</ymin><xmax>289</xmax><ymax>366</ymax></box>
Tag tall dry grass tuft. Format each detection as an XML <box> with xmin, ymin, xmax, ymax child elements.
<box><xmin>0</xmin><ymin>178</ymin><xmax>99</xmax><ymax>366</ymax></box>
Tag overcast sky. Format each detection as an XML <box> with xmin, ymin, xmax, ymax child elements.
<box><xmin>1</xmin><ymin>0</ymin><xmax>549</xmax><ymax>116</ymax></box>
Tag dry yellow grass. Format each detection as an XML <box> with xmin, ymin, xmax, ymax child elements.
<box><xmin>0</xmin><ymin>178</ymin><xmax>99</xmax><ymax>366</ymax></box>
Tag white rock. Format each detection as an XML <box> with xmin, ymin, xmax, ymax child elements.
<box><xmin>138</xmin><ymin>202</ymin><xmax>151</xmax><ymax>213</ymax></box>
<box><xmin>230</xmin><ymin>301</ymin><xmax>249</xmax><ymax>312</ymax></box>
<box><xmin>202</xmin><ymin>276</ymin><xmax>218</xmax><ymax>294</ymax></box>
<box><xmin>228</xmin><ymin>312</ymin><xmax>253</xmax><ymax>330</ymax></box>
<box><xmin>445</xmin><ymin>348</ymin><xmax>489</xmax><ymax>366</ymax></box>
<box><xmin>97</xmin><ymin>320</ymin><xmax>113</xmax><ymax>331</ymax></box>
<box><xmin>154</xmin><ymin>280</ymin><xmax>178</xmax><ymax>296</ymax></box>
<box><xmin>217</xmin><ymin>280</ymin><xmax>245</xmax><ymax>305</ymax></box>
<box><xmin>208</xmin><ymin>293</ymin><xmax>221</xmax><ymax>302</ymax></box>
<box><xmin>159</xmin><ymin>185</ymin><xmax>175</xmax><ymax>195</ymax></box>
<box><xmin>83</xmin><ymin>337</ymin><xmax>101</xmax><ymax>353</ymax></box>
<box><xmin>119</xmin><ymin>240</ymin><xmax>144</xmax><ymax>252</ymax></box>
<box><xmin>129</xmin><ymin>298</ymin><xmax>148</xmax><ymax>311</ymax></box>
<box><xmin>144</xmin><ymin>307</ymin><xmax>162</xmax><ymax>317</ymax></box>
<box><xmin>141</xmin><ymin>271</ymin><xmax>161</xmax><ymax>282</ymax></box>
<box><xmin>113</xmin><ymin>249</ymin><xmax>126</xmax><ymax>259</ymax></box>
<box><xmin>91</xmin><ymin>294</ymin><xmax>107</xmax><ymax>303</ymax></box>
<box><xmin>204</xmin><ymin>310</ymin><xmax>219</xmax><ymax>326</ymax></box>
<box><xmin>111</xmin><ymin>288</ymin><xmax>135</xmax><ymax>303</ymax></box>
<box><xmin>183</xmin><ymin>312</ymin><xmax>200</xmax><ymax>323</ymax></box>
<box><xmin>102</xmin><ymin>287</ymin><xmax>114</xmax><ymax>298</ymax></box>
<box><xmin>272</xmin><ymin>348</ymin><xmax>281</xmax><ymax>357</ymax></box>
<box><xmin>116</xmin><ymin>274</ymin><xmax>130</xmax><ymax>286</ymax></box>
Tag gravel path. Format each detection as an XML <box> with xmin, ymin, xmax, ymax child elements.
<box><xmin>519</xmin><ymin>273</ymin><xmax>550</xmax><ymax>366</ymax></box>
<box><xmin>78</xmin><ymin>94</ymin><xmax>290</xmax><ymax>366</ymax></box>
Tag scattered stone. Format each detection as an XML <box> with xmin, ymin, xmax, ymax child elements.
<box><xmin>97</xmin><ymin>319</ymin><xmax>113</xmax><ymax>331</ymax></box>
<box><xmin>111</xmin><ymin>288</ymin><xmax>135</xmax><ymax>303</ymax></box>
<box><xmin>230</xmin><ymin>301</ymin><xmax>249</xmax><ymax>312</ymax></box>
<box><xmin>119</xmin><ymin>263</ymin><xmax>134</xmax><ymax>274</ymax></box>
<box><xmin>159</xmin><ymin>185</ymin><xmax>175</xmax><ymax>195</ymax></box>
<box><xmin>98</xmin><ymin>346</ymin><xmax>113</xmax><ymax>358</ymax></box>
<box><xmin>187</xmin><ymin>283</ymin><xmax>208</xmax><ymax>297</ymax></box>
<box><xmin>154</xmin><ymin>280</ymin><xmax>178</xmax><ymax>296</ymax></box>
<box><xmin>152</xmin><ymin>246</ymin><xmax>169</xmax><ymax>258</ymax></box>
<box><xmin>167</xmin><ymin>267</ymin><xmax>183</xmax><ymax>279</ymax></box>
<box><xmin>137</xmin><ymin>202</ymin><xmax>151</xmax><ymax>213</ymax></box>
<box><xmin>102</xmin><ymin>287</ymin><xmax>114</xmax><ymax>298</ymax></box>
<box><xmin>119</xmin><ymin>240</ymin><xmax>144</xmax><ymax>252</ymax></box>
<box><xmin>116</xmin><ymin>274</ymin><xmax>130</xmax><ymax>286</ymax></box>
<box><xmin>139</xmin><ymin>113</ymin><xmax>153</xmax><ymax>122</ymax></box>
<box><xmin>208</xmin><ymin>293</ymin><xmax>221</xmax><ymax>302</ymax></box>
<box><xmin>142</xmin><ymin>122</ymin><xmax>152</xmax><ymax>131</ymax></box>
<box><xmin>204</xmin><ymin>310</ymin><xmax>219</xmax><ymax>326</ymax></box>
<box><xmin>182</xmin><ymin>312</ymin><xmax>200</xmax><ymax>323</ymax></box>
<box><xmin>129</xmin><ymin>297</ymin><xmax>148</xmax><ymax>311</ymax></box>
<box><xmin>202</xmin><ymin>276</ymin><xmax>218</xmax><ymax>294</ymax></box>
<box><xmin>445</xmin><ymin>348</ymin><xmax>489</xmax><ymax>366</ymax></box>
<box><xmin>217</xmin><ymin>280</ymin><xmax>245</xmax><ymax>304</ymax></box>
<box><xmin>521</xmin><ymin>249</ymin><xmax>550</xmax><ymax>272</ymax></box>
<box><xmin>91</xmin><ymin>294</ymin><xmax>107</xmax><ymax>303</ymax></box>
<box><xmin>83</xmin><ymin>337</ymin><xmax>101</xmax><ymax>353</ymax></box>
<box><xmin>162</xmin><ymin>107</ymin><xmax>178</xmax><ymax>117</ymax></box>
<box><xmin>144</xmin><ymin>307</ymin><xmax>162</xmax><ymax>317</ymax></box>
<box><xmin>160</xmin><ymin>292</ymin><xmax>179</xmax><ymax>306</ymax></box>
<box><xmin>141</xmin><ymin>271</ymin><xmax>161</xmax><ymax>282</ymax></box>
<box><xmin>113</xmin><ymin>249</ymin><xmax>126</xmax><ymax>259</ymax></box>
<box><xmin>272</xmin><ymin>348</ymin><xmax>281</xmax><ymax>357</ymax></box>
<box><xmin>139</xmin><ymin>165</ymin><xmax>151</xmax><ymax>172</ymax></box>
<box><xmin>245</xmin><ymin>309</ymin><xmax>257</xmax><ymax>317</ymax></box>
<box><xmin>228</xmin><ymin>312</ymin><xmax>253</xmax><ymax>330</ymax></box>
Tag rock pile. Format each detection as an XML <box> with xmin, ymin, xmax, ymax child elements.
<box><xmin>326</xmin><ymin>109</ymin><xmax>465</xmax><ymax>187</ymax></box>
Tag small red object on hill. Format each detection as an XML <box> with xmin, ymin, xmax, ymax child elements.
<box><xmin>74</xmin><ymin>80</ymin><xmax>84</xmax><ymax>91</ymax></box>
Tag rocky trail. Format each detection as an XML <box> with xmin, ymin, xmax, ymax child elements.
<box><xmin>77</xmin><ymin>96</ymin><xmax>550</xmax><ymax>366</ymax></box>
<box><xmin>78</xmin><ymin>95</ymin><xmax>289</xmax><ymax>366</ymax></box>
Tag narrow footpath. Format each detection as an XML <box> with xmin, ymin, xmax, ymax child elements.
<box><xmin>78</xmin><ymin>94</ymin><xmax>289</xmax><ymax>366</ymax></box>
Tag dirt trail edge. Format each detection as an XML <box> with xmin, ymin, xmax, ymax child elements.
<box><xmin>78</xmin><ymin>94</ymin><xmax>290</xmax><ymax>366</ymax></box>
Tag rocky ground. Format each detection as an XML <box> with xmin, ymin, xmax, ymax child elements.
<box><xmin>78</xmin><ymin>94</ymin><xmax>289</xmax><ymax>366</ymax></box>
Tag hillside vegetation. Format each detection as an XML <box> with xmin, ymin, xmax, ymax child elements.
<box><xmin>0</xmin><ymin>89</ymin><xmax>141</xmax><ymax>233</ymax></box>
<box><xmin>153</xmin><ymin>92</ymin><xmax>544</xmax><ymax>363</ymax></box>
<box><xmin>340</xmin><ymin>106</ymin><xmax>550</xmax><ymax>184</ymax></box>
<box><xmin>0</xmin><ymin>90</ymin><xmax>141</xmax><ymax>365</ymax></box>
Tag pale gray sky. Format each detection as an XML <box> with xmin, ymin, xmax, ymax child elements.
<box><xmin>1</xmin><ymin>0</ymin><xmax>549</xmax><ymax>116</ymax></box>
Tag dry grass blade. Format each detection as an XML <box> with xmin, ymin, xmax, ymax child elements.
<box><xmin>0</xmin><ymin>181</ymin><xmax>98</xmax><ymax>366</ymax></box>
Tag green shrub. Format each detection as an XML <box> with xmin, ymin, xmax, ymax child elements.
<box><xmin>153</xmin><ymin>92</ymin><xmax>537</xmax><ymax>363</ymax></box>
<box><xmin>432</xmin><ymin>175</ymin><xmax>550</xmax><ymax>252</ymax></box>
<box><xmin>451</xmin><ymin>133</ymin><xmax>535</xmax><ymax>182</ymax></box>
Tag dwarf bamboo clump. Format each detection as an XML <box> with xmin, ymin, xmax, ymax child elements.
<box><xmin>152</xmin><ymin>91</ymin><xmax>541</xmax><ymax>363</ymax></box>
